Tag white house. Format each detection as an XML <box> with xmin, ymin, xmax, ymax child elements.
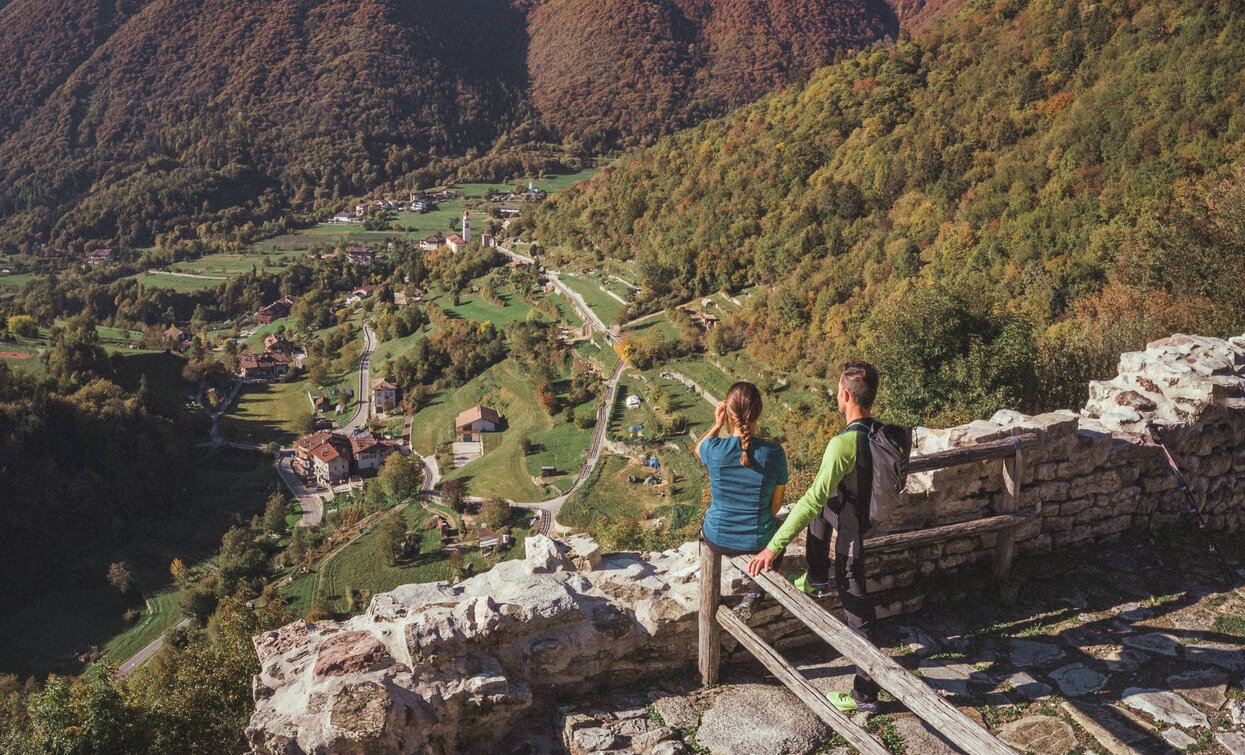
<box><xmin>455</xmin><ymin>405</ymin><xmax>501</xmax><ymax>442</ymax></box>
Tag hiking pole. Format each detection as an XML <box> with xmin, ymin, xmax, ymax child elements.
<box><xmin>1147</xmin><ymin>422</ymin><xmax>1237</xmax><ymax>588</ymax></box>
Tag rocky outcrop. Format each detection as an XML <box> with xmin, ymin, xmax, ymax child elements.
<box><xmin>246</xmin><ymin>538</ymin><xmax>750</xmax><ymax>754</ymax></box>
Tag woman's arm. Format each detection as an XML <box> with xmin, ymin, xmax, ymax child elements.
<box><xmin>694</xmin><ymin>402</ymin><xmax>728</xmax><ymax>461</ymax></box>
<box><xmin>770</xmin><ymin>484</ymin><xmax>785</xmax><ymax>517</ymax></box>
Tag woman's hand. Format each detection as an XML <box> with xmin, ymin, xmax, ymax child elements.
<box><xmin>747</xmin><ymin>548</ymin><xmax>778</xmax><ymax>576</ymax></box>
<box><xmin>714</xmin><ymin>401</ymin><xmax>727</xmax><ymax>425</ymax></box>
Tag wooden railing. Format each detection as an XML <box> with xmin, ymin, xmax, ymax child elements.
<box><xmin>698</xmin><ymin>433</ymin><xmax>1039</xmax><ymax>755</ymax></box>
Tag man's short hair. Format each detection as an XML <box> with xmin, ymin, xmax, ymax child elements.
<box><xmin>840</xmin><ymin>361</ymin><xmax>878</xmax><ymax>409</ymax></box>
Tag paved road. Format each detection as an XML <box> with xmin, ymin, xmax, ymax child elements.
<box><xmin>274</xmin><ymin>322</ymin><xmax>375</xmax><ymax>526</ymax></box>
<box><xmin>117</xmin><ymin>617</ymin><xmax>191</xmax><ymax>678</ymax></box>
<box><xmin>198</xmin><ymin>379</ymin><xmax>243</xmax><ymax>448</ymax></box>
<box><xmin>339</xmin><ymin>322</ymin><xmax>375</xmax><ymax>433</ymax></box>
<box><xmin>510</xmin><ymin>356</ymin><xmax>627</xmax><ymax>532</ymax></box>
<box><xmin>277</xmin><ymin>451</ymin><xmax>330</xmax><ymax>527</ymax></box>
<box><xmin>499</xmin><ymin>248</ymin><xmax>618</xmax><ymax>342</ymax></box>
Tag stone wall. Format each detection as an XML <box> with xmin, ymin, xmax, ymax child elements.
<box><xmin>862</xmin><ymin>333</ymin><xmax>1245</xmax><ymax>598</ymax></box>
<box><xmin>246</xmin><ymin>333</ymin><xmax>1245</xmax><ymax>753</ymax></box>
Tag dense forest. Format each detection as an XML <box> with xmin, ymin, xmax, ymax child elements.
<box><xmin>0</xmin><ymin>0</ymin><xmax>907</xmax><ymax>254</ymax></box>
<box><xmin>536</xmin><ymin>0</ymin><xmax>1245</xmax><ymax>426</ymax></box>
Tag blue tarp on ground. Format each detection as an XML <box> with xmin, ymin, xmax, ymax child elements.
<box><xmin>627</xmin><ymin>424</ymin><xmax>644</xmax><ymax>433</ymax></box>
<box><xmin>645</xmin><ymin>456</ymin><xmax>660</xmax><ymax>469</ymax></box>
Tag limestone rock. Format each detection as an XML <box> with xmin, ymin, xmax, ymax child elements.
<box><xmin>1121</xmin><ymin>688</ymin><xmax>1210</xmax><ymax>729</ymax></box>
<box><xmin>525</xmin><ymin>534</ymin><xmax>573</xmax><ymax>573</ymax></box>
<box><xmin>1121</xmin><ymin>632</ymin><xmax>1180</xmax><ymax>657</ymax></box>
<box><xmin>1002</xmin><ymin>671</ymin><xmax>1052</xmax><ymax>700</ymax></box>
<box><xmin>650</xmin><ymin>695</ymin><xmax>698</xmax><ymax>729</ymax></box>
<box><xmin>998</xmin><ymin>716</ymin><xmax>1077</xmax><ymax>755</ymax></box>
<box><xmin>572</xmin><ymin>726</ymin><xmax>618</xmax><ymax>753</ymax></box>
<box><xmin>563</xmin><ymin>533</ymin><xmax>603</xmax><ymax>571</ymax></box>
<box><xmin>1010</xmin><ymin>639</ymin><xmax>1065</xmax><ymax>668</ymax></box>
<box><xmin>1217</xmin><ymin>731</ymin><xmax>1245</xmax><ymax>755</ymax></box>
<box><xmin>890</xmin><ymin>716</ymin><xmax>959</xmax><ymax>755</ymax></box>
<box><xmin>1049</xmin><ymin>663</ymin><xmax>1108</xmax><ymax>697</ymax></box>
<box><xmin>1166</xmin><ymin>668</ymin><xmax>1228</xmax><ymax>709</ymax></box>
<box><xmin>1161</xmin><ymin>728</ymin><xmax>1198</xmax><ymax>751</ymax></box>
<box><xmin>1184</xmin><ymin>643</ymin><xmax>1245</xmax><ymax>672</ymax></box>
<box><xmin>695</xmin><ymin>684</ymin><xmax>831</xmax><ymax>755</ymax></box>
<box><xmin>313</xmin><ymin>630</ymin><xmax>395</xmax><ymax>677</ymax></box>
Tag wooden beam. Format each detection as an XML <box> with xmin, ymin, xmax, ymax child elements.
<box><xmin>993</xmin><ymin>443</ymin><xmax>1024</xmax><ymax>581</ymax></box>
<box><xmin>698</xmin><ymin>542</ymin><xmax>722</xmax><ymax>686</ymax></box>
<box><xmin>716</xmin><ymin>606</ymin><xmax>891</xmax><ymax>755</ymax></box>
<box><xmin>864</xmin><ymin>511</ymin><xmax>1036</xmax><ymax>551</ymax></box>
<box><xmin>907</xmin><ymin>433</ymin><xmax>1039</xmax><ymax>473</ymax></box>
<box><xmin>728</xmin><ymin>556</ymin><xmax>1018</xmax><ymax>755</ymax></box>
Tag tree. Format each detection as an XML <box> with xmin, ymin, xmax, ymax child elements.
<box><xmin>479</xmin><ymin>497</ymin><xmax>511</xmax><ymax>530</ymax></box>
<box><xmin>378</xmin><ymin>453</ymin><xmax>422</xmax><ymax>502</ymax></box>
<box><xmin>375</xmin><ymin>512</ymin><xmax>407</xmax><ymax>566</ymax></box>
<box><xmin>169</xmin><ymin>558</ymin><xmax>189</xmax><ymax>585</ymax></box>
<box><xmin>441</xmin><ymin>479</ymin><xmax>467</xmax><ymax>514</ymax></box>
<box><xmin>362</xmin><ymin>482</ymin><xmax>388</xmax><ymax>514</ymax></box>
<box><xmin>6</xmin><ymin>314</ymin><xmax>36</xmax><ymax>338</ymax></box>
<box><xmin>106</xmin><ymin>562</ymin><xmax>134</xmax><ymax>594</ymax></box>
<box><xmin>262</xmin><ymin>492</ymin><xmax>290</xmax><ymax>536</ymax></box>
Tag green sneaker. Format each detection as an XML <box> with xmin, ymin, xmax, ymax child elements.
<box><xmin>827</xmin><ymin>691</ymin><xmax>858</xmax><ymax>712</ymax></box>
<box><xmin>789</xmin><ymin>572</ymin><xmax>832</xmax><ymax>598</ymax></box>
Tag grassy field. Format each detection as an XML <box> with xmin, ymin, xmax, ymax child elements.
<box><xmin>560</xmin><ymin>273</ymin><xmax>626</xmax><ymax>324</ymax></box>
<box><xmin>410</xmin><ymin>359</ymin><xmax>594</xmax><ymax>501</ymax></box>
<box><xmin>297</xmin><ymin>501</ymin><xmax>531</xmax><ymax>617</ymax></box>
<box><xmin>437</xmin><ymin>285</ymin><xmax>533</xmax><ymax>325</ymax></box>
<box><xmin>0</xmin><ymin>272</ymin><xmax>37</xmax><ymax>289</ymax></box>
<box><xmin>95</xmin><ymin>588</ymin><xmax>185</xmax><ymax>668</ymax></box>
<box><xmin>137</xmin><ymin>271</ymin><xmax>224</xmax><ymax>292</ymax></box>
<box><xmin>169</xmin><ymin>249</ymin><xmax>308</xmax><ymax>277</ymax></box>
<box><xmin>560</xmin><ymin>451</ymin><xmax>705</xmax><ymax>535</ymax></box>
<box><xmin>524</xmin><ymin>399</ymin><xmax>596</xmax><ymax>494</ymax></box>
<box><xmin>221</xmin><ymin>380</ymin><xmax>312</xmax><ymax>445</ymax></box>
<box><xmin>438</xmin><ymin>362</ymin><xmax>555</xmax><ymax>501</ymax></box>
<box><xmin>625</xmin><ymin>314</ymin><xmax>683</xmax><ymax>341</ymax></box>
<box><xmin>548</xmin><ymin>293</ymin><xmax>584</xmax><ymax>327</ymax></box>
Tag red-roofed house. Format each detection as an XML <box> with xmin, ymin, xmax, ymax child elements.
<box><xmin>455</xmin><ymin>405</ymin><xmax>501</xmax><ymax>442</ymax></box>
<box><xmin>294</xmin><ymin>432</ymin><xmax>352</xmax><ymax>484</ymax></box>
<box><xmin>257</xmin><ymin>296</ymin><xmax>294</xmax><ymax>325</ymax></box>
<box><xmin>349</xmin><ymin>431</ymin><xmax>399</xmax><ymax>471</ymax></box>
<box><xmin>446</xmin><ymin>234</ymin><xmax>466</xmax><ymax>253</ymax></box>
<box><xmin>264</xmin><ymin>334</ymin><xmax>297</xmax><ymax>355</ymax></box>
<box><xmin>420</xmin><ymin>234</ymin><xmax>446</xmax><ymax>252</ymax></box>
<box><xmin>239</xmin><ymin>351</ymin><xmax>290</xmax><ymax>382</ymax></box>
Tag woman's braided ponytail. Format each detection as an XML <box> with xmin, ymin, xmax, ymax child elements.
<box><xmin>725</xmin><ymin>381</ymin><xmax>763</xmax><ymax>469</ymax></box>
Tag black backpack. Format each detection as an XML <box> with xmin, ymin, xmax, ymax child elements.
<box><xmin>842</xmin><ymin>418</ymin><xmax>913</xmax><ymax>534</ymax></box>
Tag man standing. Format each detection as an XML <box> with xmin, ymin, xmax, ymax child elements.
<box><xmin>747</xmin><ymin>361</ymin><xmax>881</xmax><ymax>713</ymax></box>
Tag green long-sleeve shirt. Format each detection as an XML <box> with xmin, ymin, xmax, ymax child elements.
<box><xmin>766</xmin><ymin>427</ymin><xmax>860</xmax><ymax>553</ymax></box>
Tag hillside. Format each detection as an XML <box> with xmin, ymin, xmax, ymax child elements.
<box><xmin>535</xmin><ymin>0</ymin><xmax>1245</xmax><ymax>426</ymax></box>
<box><xmin>0</xmin><ymin>0</ymin><xmax>902</xmax><ymax>254</ymax></box>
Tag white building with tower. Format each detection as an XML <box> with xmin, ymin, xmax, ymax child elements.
<box><xmin>462</xmin><ymin>210</ymin><xmax>471</xmax><ymax>244</ymax></box>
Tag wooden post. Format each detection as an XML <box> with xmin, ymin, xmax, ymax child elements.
<box><xmin>993</xmin><ymin>439</ymin><xmax>1024</xmax><ymax>582</ymax></box>
<box><xmin>732</xmin><ymin>556</ymin><xmax>1018</xmax><ymax>755</ymax></box>
<box><xmin>716</xmin><ymin>607</ymin><xmax>890</xmax><ymax>755</ymax></box>
<box><xmin>698</xmin><ymin>542</ymin><xmax>722</xmax><ymax>686</ymax></box>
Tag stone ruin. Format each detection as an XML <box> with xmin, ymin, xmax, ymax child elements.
<box><xmin>246</xmin><ymin>332</ymin><xmax>1245</xmax><ymax>754</ymax></box>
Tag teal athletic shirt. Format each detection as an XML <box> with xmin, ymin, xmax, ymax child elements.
<box><xmin>699</xmin><ymin>435</ymin><xmax>789</xmax><ymax>552</ymax></box>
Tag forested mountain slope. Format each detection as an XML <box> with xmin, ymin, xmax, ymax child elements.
<box><xmin>0</xmin><ymin>0</ymin><xmax>902</xmax><ymax>253</ymax></box>
<box><xmin>536</xmin><ymin>0</ymin><xmax>1245</xmax><ymax>425</ymax></box>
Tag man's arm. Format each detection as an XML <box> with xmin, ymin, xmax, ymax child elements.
<box><xmin>748</xmin><ymin>432</ymin><xmax>856</xmax><ymax>574</ymax></box>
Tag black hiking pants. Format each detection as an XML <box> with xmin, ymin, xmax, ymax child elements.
<box><xmin>806</xmin><ymin>501</ymin><xmax>879</xmax><ymax>703</ymax></box>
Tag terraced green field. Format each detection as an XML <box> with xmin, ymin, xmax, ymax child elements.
<box><xmin>560</xmin><ymin>273</ymin><xmax>626</xmax><ymax>324</ymax></box>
